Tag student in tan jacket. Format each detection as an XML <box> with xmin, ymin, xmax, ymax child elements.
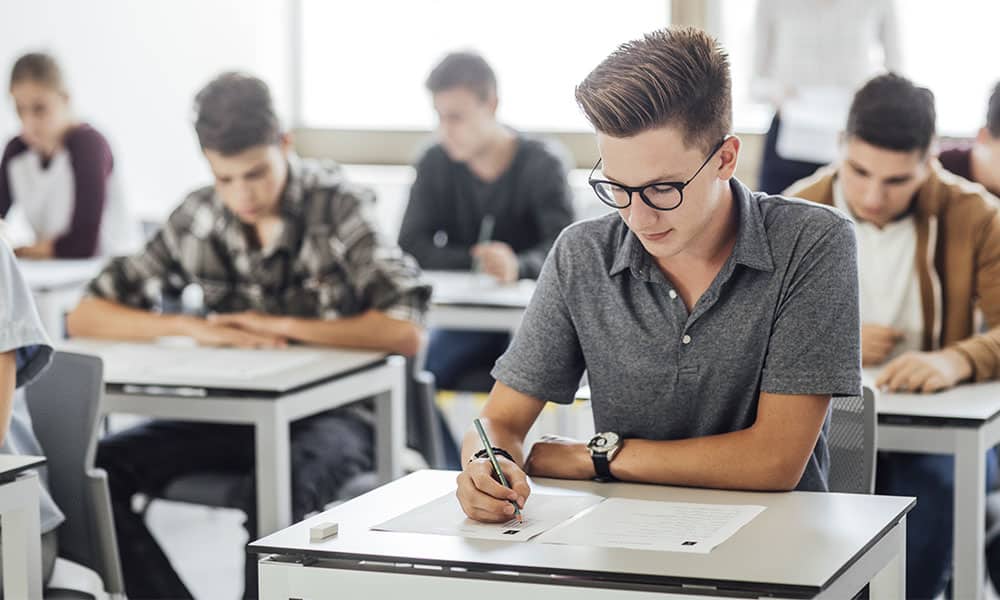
<box><xmin>787</xmin><ymin>73</ymin><xmax>1000</xmax><ymax>598</ymax></box>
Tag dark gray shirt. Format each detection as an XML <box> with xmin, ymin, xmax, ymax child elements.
<box><xmin>398</xmin><ymin>134</ymin><xmax>575</xmax><ymax>279</ymax></box>
<box><xmin>492</xmin><ymin>179</ymin><xmax>861</xmax><ymax>491</ymax></box>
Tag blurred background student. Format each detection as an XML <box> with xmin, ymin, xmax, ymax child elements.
<box><xmin>0</xmin><ymin>52</ymin><xmax>138</xmax><ymax>259</ymax></box>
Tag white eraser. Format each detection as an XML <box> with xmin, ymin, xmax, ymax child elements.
<box><xmin>309</xmin><ymin>521</ymin><xmax>339</xmax><ymax>542</ymax></box>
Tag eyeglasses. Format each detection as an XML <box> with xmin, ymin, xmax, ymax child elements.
<box><xmin>588</xmin><ymin>137</ymin><xmax>729</xmax><ymax>211</ymax></box>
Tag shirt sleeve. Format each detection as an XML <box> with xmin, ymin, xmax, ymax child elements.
<box><xmin>491</xmin><ymin>230</ymin><xmax>586</xmax><ymax>404</ymax></box>
<box><xmin>760</xmin><ymin>218</ymin><xmax>862</xmax><ymax>397</ymax></box>
<box><xmin>514</xmin><ymin>143</ymin><xmax>576</xmax><ymax>280</ymax></box>
<box><xmin>333</xmin><ymin>186</ymin><xmax>431</xmax><ymax>324</ymax></box>
<box><xmin>86</xmin><ymin>199</ymin><xmax>193</xmax><ymax>309</ymax></box>
<box><xmin>0</xmin><ymin>137</ymin><xmax>29</xmax><ymax>219</ymax></box>
<box><xmin>0</xmin><ymin>239</ymin><xmax>53</xmax><ymax>388</ymax></box>
<box><xmin>52</xmin><ymin>127</ymin><xmax>113</xmax><ymax>258</ymax></box>
<box><xmin>397</xmin><ymin>148</ymin><xmax>474</xmax><ymax>270</ymax></box>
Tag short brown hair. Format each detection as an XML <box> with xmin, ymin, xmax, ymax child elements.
<box><xmin>10</xmin><ymin>52</ymin><xmax>66</xmax><ymax>94</ymax></box>
<box><xmin>193</xmin><ymin>72</ymin><xmax>282</xmax><ymax>155</ymax></box>
<box><xmin>425</xmin><ymin>52</ymin><xmax>497</xmax><ymax>101</ymax></box>
<box><xmin>575</xmin><ymin>26</ymin><xmax>731</xmax><ymax>152</ymax></box>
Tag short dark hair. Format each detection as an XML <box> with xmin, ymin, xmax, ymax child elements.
<box><xmin>10</xmin><ymin>52</ymin><xmax>65</xmax><ymax>94</ymax></box>
<box><xmin>193</xmin><ymin>72</ymin><xmax>281</xmax><ymax>155</ymax></box>
<box><xmin>425</xmin><ymin>52</ymin><xmax>497</xmax><ymax>101</ymax></box>
<box><xmin>846</xmin><ymin>73</ymin><xmax>935</xmax><ymax>153</ymax></box>
<box><xmin>987</xmin><ymin>82</ymin><xmax>1000</xmax><ymax>138</ymax></box>
<box><xmin>574</xmin><ymin>26</ymin><xmax>732</xmax><ymax>153</ymax></box>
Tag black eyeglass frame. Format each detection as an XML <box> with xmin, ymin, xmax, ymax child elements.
<box><xmin>587</xmin><ymin>136</ymin><xmax>730</xmax><ymax>211</ymax></box>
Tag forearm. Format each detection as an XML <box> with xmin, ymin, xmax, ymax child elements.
<box><xmin>67</xmin><ymin>297</ymin><xmax>196</xmax><ymax>340</ymax></box>
<box><xmin>278</xmin><ymin>310</ymin><xmax>422</xmax><ymax>357</ymax></box>
<box><xmin>0</xmin><ymin>352</ymin><xmax>14</xmax><ymax>446</ymax></box>
<box><xmin>612</xmin><ymin>427</ymin><xmax>811</xmax><ymax>492</ymax></box>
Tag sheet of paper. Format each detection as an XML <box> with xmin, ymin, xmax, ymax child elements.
<box><xmin>372</xmin><ymin>492</ymin><xmax>604</xmax><ymax>542</ymax></box>
<box><xmin>537</xmin><ymin>498</ymin><xmax>765</xmax><ymax>554</ymax></box>
<box><xmin>99</xmin><ymin>343</ymin><xmax>322</xmax><ymax>380</ymax></box>
<box><xmin>424</xmin><ymin>271</ymin><xmax>534</xmax><ymax>307</ymax></box>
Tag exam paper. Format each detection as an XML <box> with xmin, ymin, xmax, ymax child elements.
<box><xmin>372</xmin><ymin>492</ymin><xmax>604</xmax><ymax>542</ymax></box>
<box><xmin>536</xmin><ymin>498</ymin><xmax>765</xmax><ymax>554</ymax></box>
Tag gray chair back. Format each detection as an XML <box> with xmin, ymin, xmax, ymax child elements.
<box><xmin>25</xmin><ymin>352</ymin><xmax>125</xmax><ymax>596</ymax></box>
<box><xmin>827</xmin><ymin>385</ymin><xmax>877</xmax><ymax>494</ymax></box>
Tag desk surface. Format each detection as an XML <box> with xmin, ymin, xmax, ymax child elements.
<box><xmin>251</xmin><ymin>470</ymin><xmax>913</xmax><ymax>596</ymax></box>
<box><xmin>864</xmin><ymin>370</ymin><xmax>1000</xmax><ymax>425</ymax></box>
<box><xmin>61</xmin><ymin>338</ymin><xmax>388</xmax><ymax>394</ymax></box>
<box><xmin>0</xmin><ymin>455</ymin><xmax>45</xmax><ymax>480</ymax></box>
<box><xmin>18</xmin><ymin>258</ymin><xmax>104</xmax><ymax>292</ymax></box>
<box><xmin>424</xmin><ymin>271</ymin><xmax>534</xmax><ymax>309</ymax></box>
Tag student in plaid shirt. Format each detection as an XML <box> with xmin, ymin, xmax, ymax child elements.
<box><xmin>67</xmin><ymin>72</ymin><xmax>430</xmax><ymax>599</ymax></box>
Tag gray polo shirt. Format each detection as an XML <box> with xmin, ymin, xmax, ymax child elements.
<box><xmin>492</xmin><ymin>178</ymin><xmax>861</xmax><ymax>492</ymax></box>
<box><xmin>0</xmin><ymin>240</ymin><xmax>63</xmax><ymax>532</ymax></box>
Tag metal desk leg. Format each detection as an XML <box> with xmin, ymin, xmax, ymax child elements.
<box><xmin>255</xmin><ymin>404</ymin><xmax>292</xmax><ymax>536</ymax></box>
<box><xmin>374</xmin><ymin>356</ymin><xmax>406</xmax><ymax>483</ymax></box>
<box><xmin>0</xmin><ymin>475</ymin><xmax>43</xmax><ymax>600</ymax></box>
<box><xmin>953</xmin><ymin>428</ymin><xmax>987</xmax><ymax>600</ymax></box>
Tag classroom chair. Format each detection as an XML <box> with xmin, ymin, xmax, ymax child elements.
<box><xmin>827</xmin><ymin>385</ymin><xmax>877</xmax><ymax>494</ymax></box>
<box><xmin>25</xmin><ymin>351</ymin><xmax>126</xmax><ymax>600</ymax></box>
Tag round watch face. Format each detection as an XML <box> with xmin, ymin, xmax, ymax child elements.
<box><xmin>588</xmin><ymin>432</ymin><xmax>620</xmax><ymax>453</ymax></box>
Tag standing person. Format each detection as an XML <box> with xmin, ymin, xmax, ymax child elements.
<box><xmin>67</xmin><ymin>72</ymin><xmax>430</xmax><ymax>599</ymax></box>
<box><xmin>1</xmin><ymin>52</ymin><xmax>137</xmax><ymax>258</ymax></box>
<box><xmin>398</xmin><ymin>51</ymin><xmax>574</xmax><ymax>391</ymax></box>
<box><xmin>752</xmin><ymin>0</ymin><xmax>901</xmax><ymax>194</ymax></box>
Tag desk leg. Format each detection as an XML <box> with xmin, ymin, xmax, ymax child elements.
<box><xmin>0</xmin><ymin>475</ymin><xmax>43</xmax><ymax>600</ymax></box>
<box><xmin>869</xmin><ymin>515</ymin><xmax>906</xmax><ymax>600</ymax></box>
<box><xmin>374</xmin><ymin>356</ymin><xmax>405</xmax><ymax>483</ymax></box>
<box><xmin>255</xmin><ymin>405</ymin><xmax>292</xmax><ymax>536</ymax></box>
<box><xmin>953</xmin><ymin>428</ymin><xmax>987</xmax><ymax>600</ymax></box>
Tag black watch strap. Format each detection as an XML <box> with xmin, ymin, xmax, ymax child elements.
<box><xmin>471</xmin><ymin>447</ymin><xmax>515</xmax><ymax>464</ymax></box>
<box><xmin>592</xmin><ymin>452</ymin><xmax>615</xmax><ymax>481</ymax></box>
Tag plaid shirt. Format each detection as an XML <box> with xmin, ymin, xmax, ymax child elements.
<box><xmin>88</xmin><ymin>156</ymin><xmax>430</xmax><ymax>323</ymax></box>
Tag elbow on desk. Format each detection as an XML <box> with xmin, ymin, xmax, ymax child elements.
<box><xmin>389</xmin><ymin>323</ymin><xmax>422</xmax><ymax>358</ymax></box>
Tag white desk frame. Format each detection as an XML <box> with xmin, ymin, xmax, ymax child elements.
<box><xmin>867</xmin><ymin>373</ymin><xmax>1000</xmax><ymax>600</ymax></box>
<box><xmin>252</xmin><ymin>471</ymin><xmax>912</xmax><ymax>599</ymax></box>
<box><xmin>74</xmin><ymin>342</ymin><xmax>408</xmax><ymax>536</ymax></box>
<box><xmin>424</xmin><ymin>271</ymin><xmax>533</xmax><ymax>334</ymax></box>
<box><xmin>0</xmin><ymin>464</ymin><xmax>44</xmax><ymax>600</ymax></box>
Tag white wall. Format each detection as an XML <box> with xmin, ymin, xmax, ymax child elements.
<box><xmin>0</xmin><ymin>0</ymin><xmax>291</xmax><ymax>221</ymax></box>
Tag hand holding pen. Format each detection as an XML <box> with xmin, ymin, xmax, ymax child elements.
<box><xmin>456</xmin><ymin>418</ymin><xmax>531</xmax><ymax>523</ymax></box>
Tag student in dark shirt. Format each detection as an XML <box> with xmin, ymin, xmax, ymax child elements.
<box><xmin>398</xmin><ymin>52</ymin><xmax>574</xmax><ymax>390</ymax></box>
<box><xmin>938</xmin><ymin>81</ymin><xmax>1000</xmax><ymax>197</ymax></box>
<box><xmin>0</xmin><ymin>52</ymin><xmax>136</xmax><ymax>258</ymax></box>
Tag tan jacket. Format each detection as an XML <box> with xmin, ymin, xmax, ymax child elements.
<box><xmin>787</xmin><ymin>164</ymin><xmax>1000</xmax><ymax>381</ymax></box>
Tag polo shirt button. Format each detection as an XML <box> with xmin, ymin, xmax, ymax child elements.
<box><xmin>682</xmin><ymin>334</ymin><xmax>691</xmax><ymax>345</ymax></box>
<box><xmin>669</xmin><ymin>289</ymin><xmax>678</xmax><ymax>299</ymax></box>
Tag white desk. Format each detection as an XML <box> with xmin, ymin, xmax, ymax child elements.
<box><xmin>0</xmin><ymin>455</ymin><xmax>46</xmax><ymax>600</ymax></box>
<box><xmin>424</xmin><ymin>271</ymin><xmax>534</xmax><ymax>333</ymax></box>
<box><xmin>251</xmin><ymin>470</ymin><xmax>914</xmax><ymax>599</ymax></box>
<box><xmin>19</xmin><ymin>258</ymin><xmax>104</xmax><ymax>339</ymax></box>
<box><xmin>870</xmin><ymin>373</ymin><xmax>1000</xmax><ymax>600</ymax></box>
<box><xmin>62</xmin><ymin>339</ymin><xmax>406</xmax><ymax>536</ymax></box>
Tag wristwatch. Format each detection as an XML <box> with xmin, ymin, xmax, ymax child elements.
<box><xmin>587</xmin><ymin>432</ymin><xmax>622</xmax><ymax>481</ymax></box>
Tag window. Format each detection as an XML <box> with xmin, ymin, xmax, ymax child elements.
<box><xmin>299</xmin><ymin>0</ymin><xmax>670</xmax><ymax>132</ymax></box>
<box><xmin>716</xmin><ymin>0</ymin><xmax>999</xmax><ymax>137</ymax></box>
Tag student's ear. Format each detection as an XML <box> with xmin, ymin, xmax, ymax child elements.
<box><xmin>486</xmin><ymin>94</ymin><xmax>498</xmax><ymax>116</ymax></box>
<box><xmin>977</xmin><ymin>127</ymin><xmax>992</xmax><ymax>145</ymax></box>
<box><xmin>717</xmin><ymin>136</ymin><xmax>740</xmax><ymax>180</ymax></box>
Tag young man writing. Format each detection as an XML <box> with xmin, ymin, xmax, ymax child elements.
<box><xmin>788</xmin><ymin>73</ymin><xmax>1000</xmax><ymax>597</ymax></box>
<box><xmin>67</xmin><ymin>73</ymin><xmax>429</xmax><ymax>599</ymax></box>
<box><xmin>398</xmin><ymin>52</ymin><xmax>574</xmax><ymax>391</ymax></box>
<box><xmin>456</xmin><ymin>27</ymin><xmax>860</xmax><ymax>525</ymax></box>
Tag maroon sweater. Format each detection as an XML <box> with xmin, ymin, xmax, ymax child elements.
<box><xmin>0</xmin><ymin>124</ymin><xmax>114</xmax><ymax>258</ymax></box>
